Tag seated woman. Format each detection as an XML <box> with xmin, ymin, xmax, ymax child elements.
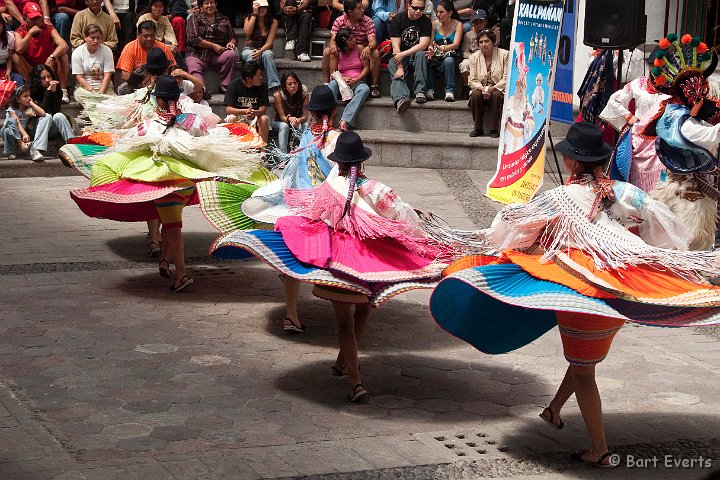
<box><xmin>1</xmin><ymin>84</ymin><xmax>48</xmax><ymax>161</ymax></box>
<box><xmin>28</xmin><ymin>64</ymin><xmax>76</xmax><ymax>159</ymax></box>
<box><xmin>271</xmin><ymin>72</ymin><xmax>308</xmax><ymax>154</ymax></box>
<box><xmin>430</xmin><ymin>122</ymin><xmax>720</xmax><ymax>467</ymax></box>
<box><xmin>327</xmin><ymin>27</ymin><xmax>371</xmax><ymax>131</ymax></box>
<box><xmin>427</xmin><ymin>1</ymin><xmax>462</xmax><ymax>102</ymax></box>
<box><xmin>241</xmin><ymin>0</ymin><xmax>280</xmax><ymax>91</ymax></box>
<box><xmin>185</xmin><ymin>0</ymin><xmax>238</xmax><ymax>93</ymax></box>
<box><xmin>0</xmin><ymin>16</ymin><xmax>24</xmax><ymax>85</ymax></box>
<box><xmin>136</xmin><ymin>0</ymin><xmax>185</xmax><ymax>68</ymax></box>
<box><xmin>71</xmin><ymin>24</ymin><xmax>115</xmax><ymax>97</ymax></box>
<box><xmin>207</xmin><ymin>131</ymin><xmax>453</xmax><ymax>401</ymax></box>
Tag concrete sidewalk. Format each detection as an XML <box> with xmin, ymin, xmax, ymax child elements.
<box><xmin>1</xmin><ymin>171</ymin><xmax>719</xmax><ymax>480</ymax></box>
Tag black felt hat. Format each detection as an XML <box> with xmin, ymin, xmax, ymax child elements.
<box><xmin>555</xmin><ymin>122</ymin><xmax>613</xmax><ymax>163</ymax></box>
<box><xmin>328</xmin><ymin>131</ymin><xmax>372</xmax><ymax>163</ymax></box>
<box><xmin>145</xmin><ymin>47</ymin><xmax>172</xmax><ymax>71</ymax></box>
<box><xmin>151</xmin><ymin>74</ymin><xmax>183</xmax><ymax>98</ymax></box>
<box><xmin>306</xmin><ymin>84</ymin><xmax>338</xmax><ymax>111</ymax></box>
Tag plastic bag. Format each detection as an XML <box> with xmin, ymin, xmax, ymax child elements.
<box><xmin>330</xmin><ymin>70</ymin><xmax>353</xmax><ymax>102</ymax></box>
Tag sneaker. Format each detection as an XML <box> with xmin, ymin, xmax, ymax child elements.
<box><xmin>445</xmin><ymin>91</ymin><xmax>455</xmax><ymax>102</ymax></box>
<box><xmin>7</xmin><ymin>154</ymin><xmax>16</xmax><ymax>160</ymax></box>
<box><xmin>30</xmin><ymin>147</ymin><xmax>44</xmax><ymax>162</ymax></box>
<box><xmin>415</xmin><ymin>92</ymin><xmax>426</xmax><ymax>104</ymax></box>
<box><xmin>298</xmin><ymin>53</ymin><xmax>311</xmax><ymax>62</ymax></box>
<box><xmin>426</xmin><ymin>89</ymin><xmax>434</xmax><ymax>101</ymax></box>
<box><xmin>396</xmin><ymin>97</ymin><xmax>410</xmax><ymax>114</ymax></box>
<box><xmin>285</xmin><ymin>39</ymin><xmax>296</xmax><ymax>51</ymax></box>
<box><xmin>61</xmin><ymin>88</ymin><xmax>69</xmax><ymax>103</ymax></box>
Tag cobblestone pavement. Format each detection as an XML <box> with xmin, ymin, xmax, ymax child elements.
<box><xmin>1</xmin><ymin>171</ymin><xmax>720</xmax><ymax>480</ymax></box>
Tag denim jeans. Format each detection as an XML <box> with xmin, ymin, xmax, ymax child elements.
<box><xmin>434</xmin><ymin>56</ymin><xmax>457</xmax><ymax>94</ymax></box>
<box><xmin>240</xmin><ymin>48</ymin><xmax>280</xmax><ymax>89</ymax></box>
<box><xmin>271</xmin><ymin>120</ymin><xmax>306</xmax><ymax>153</ymax></box>
<box><xmin>328</xmin><ymin>80</ymin><xmax>370</xmax><ymax>127</ymax></box>
<box><xmin>33</xmin><ymin>113</ymin><xmax>75</xmax><ymax>151</ymax></box>
<box><xmin>387</xmin><ymin>50</ymin><xmax>428</xmax><ymax>104</ymax></box>
<box><xmin>52</xmin><ymin>12</ymin><xmax>71</xmax><ymax>42</ymax></box>
<box><xmin>1</xmin><ymin>115</ymin><xmax>51</xmax><ymax>154</ymax></box>
<box><xmin>373</xmin><ymin>16</ymin><xmax>391</xmax><ymax>42</ymax></box>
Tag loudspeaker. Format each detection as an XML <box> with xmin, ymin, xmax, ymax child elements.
<box><xmin>584</xmin><ymin>0</ymin><xmax>647</xmax><ymax>49</ymax></box>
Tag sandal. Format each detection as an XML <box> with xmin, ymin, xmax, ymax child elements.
<box><xmin>283</xmin><ymin>316</ymin><xmax>305</xmax><ymax>333</ymax></box>
<box><xmin>539</xmin><ymin>406</ymin><xmax>564</xmax><ymax>430</ymax></box>
<box><xmin>570</xmin><ymin>450</ymin><xmax>617</xmax><ymax>469</ymax></box>
<box><xmin>147</xmin><ymin>241</ymin><xmax>161</xmax><ymax>258</ymax></box>
<box><xmin>158</xmin><ymin>259</ymin><xmax>171</xmax><ymax>278</ymax></box>
<box><xmin>169</xmin><ymin>275</ymin><xmax>194</xmax><ymax>292</ymax></box>
<box><xmin>347</xmin><ymin>383</ymin><xmax>367</xmax><ymax>402</ymax></box>
<box><xmin>370</xmin><ymin>84</ymin><xmax>380</xmax><ymax>98</ymax></box>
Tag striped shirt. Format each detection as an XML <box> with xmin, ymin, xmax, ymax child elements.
<box><xmin>331</xmin><ymin>14</ymin><xmax>376</xmax><ymax>46</ymax></box>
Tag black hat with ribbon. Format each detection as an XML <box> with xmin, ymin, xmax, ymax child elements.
<box><xmin>328</xmin><ymin>131</ymin><xmax>372</xmax><ymax>163</ymax></box>
<box><xmin>145</xmin><ymin>47</ymin><xmax>172</xmax><ymax>71</ymax></box>
<box><xmin>555</xmin><ymin>122</ymin><xmax>613</xmax><ymax>163</ymax></box>
<box><xmin>151</xmin><ymin>74</ymin><xmax>183</xmax><ymax>99</ymax></box>
<box><xmin>306</xmin><ymin>84</ymin><xmax>338</xmax><ymax>111</ymax></box>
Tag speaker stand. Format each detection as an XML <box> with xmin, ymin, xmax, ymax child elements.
<box><xmin>547</xmin><ymin>122</ymin><xmax>564</xmax><ymax>186</ymax></box>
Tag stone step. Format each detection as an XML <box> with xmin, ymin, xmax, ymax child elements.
<box><xmin>356</xmin><ymin>129</ymin><xmax>502</xmax><ymax>170</ymax></box>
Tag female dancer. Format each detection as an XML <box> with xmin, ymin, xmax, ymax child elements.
<box><xmin>68</xmin><ymin>75</ymin><xmax>264</xmax><ymax>290</ymax></box>
<box><xmin>430</xmin><ymin>122</ymin><xmax>720</xmax><ymax>467</ymax></box>
<box><xmin>210</xmin><ymin>131</ymin><xmax>453</xmax><ymax>401</ymax></box>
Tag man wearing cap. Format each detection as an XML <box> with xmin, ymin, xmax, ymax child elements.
<box><xmin>458</xmin><ymin>9</ymin><xmax>486</xmax><ymax>99</ymax></box>
<box><xmin>116</xmin><ymin>20</ymin><xmax>175</xmax><ymax>82</ymax></box>
<box><xmin>13</xmin><ymin>1</ymin><xmax>71</xmax><ymax>102</ymax></box>
<box><xmin>69</xmin><ymin>0</ymin><xmax>118</xmax><ymax>50</ymax></box>
<box><xmin>224</xmin><ymin>61</ymin><xmax>270</xmax><ymax>144</ymax></box>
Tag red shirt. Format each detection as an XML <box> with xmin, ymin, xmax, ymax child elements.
<box><xmin>15</xmin><ymin>22</ymin><xmax>56</xmax><ymax>67</ymax></box>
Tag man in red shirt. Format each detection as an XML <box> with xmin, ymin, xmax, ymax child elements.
<box><xmin>13</xmin><ymin>2</ymin><xmax>71</xmax><ymax>102</ymax></box>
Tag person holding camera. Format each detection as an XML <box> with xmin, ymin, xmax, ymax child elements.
<box><xmin>224</xmin><ymin>61</ymin><xmax>270</xmax><ymax>144</ymax></box>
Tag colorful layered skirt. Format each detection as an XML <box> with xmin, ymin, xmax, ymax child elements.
<box><xmin>430</xmin><ymin>250</ymin><xmax>720</xmax><ymax>365</ymax></box>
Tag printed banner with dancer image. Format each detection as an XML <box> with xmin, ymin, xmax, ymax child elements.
<box><xmin>486</xmin><ymin>0</ymin><xmax>565</xmax><ymax>204</ymax></box>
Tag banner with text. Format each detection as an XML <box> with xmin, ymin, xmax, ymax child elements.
<box><xmin>550</xmin><ymin>0</ymin><xmax>576</xmax><ymax>124</ymax></box>
<box><xmin>486</xmin><ymin>0</ymin><xmax>565</xmax><ymax>204</ymax></box>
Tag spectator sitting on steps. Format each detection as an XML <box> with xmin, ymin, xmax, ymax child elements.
<box><xmin>1</xmin><ymin>84</ymin><xmax>47</xmax><ymax>161</ymax></box>
<box><xmin>467</xmin><ymin>28</ymin><xmax>507</xmax><ymax>137</ymax></box>
<box><xmin>387</xmin><ymin>0</ymin><xmax>432</xmax><ymax>114</ymax></box>
<box><xmin>72</xmin><ymin>23</ymin><xmax>115</xmax><ymax>95</ymax></box>
<box><xmin>224</xmin><ymin>61</ymin><xmax>270</xmax><ymax>145</ymax></box>
<box><xmin>69</xmin><ymin>0</ymin><xmax>118</xmax><ymax>50</ymax></box>
<box><xmin>116</xmin><ymin>22</ymin><xmax>176</xmax><ymax>93</ymax></box>
<box><xmin>185</xmin><ymin>0</ymin><xmax>238</xmax><ymax>94</ymax></box>
<box><xmin>327</xmin><ymin>27</ymin><xmax>370</xmax><ymax>131</ymax></box>
<box><xmin>28</xmin><ymin>63</ymin><xmax>76</xmax><ymax>159</ymax></box>
<box><xmin>241</xmin><ymin>0</ymin><xmax>280</xmax><ymax>91</ymax></box>
<box><xmin>272</xmin><ymin>71</ymin><xmax>308</xmax><ymax>154</ymax></box>
<box><xmin>323</xmin><ymin>0</ymin><xmax>380</xmax><ymax>98</ymax></box>
<box><xmin>280</xmin><ymin>0</ymin><xmax>313</xmax><ymax>62</ymax></box>
<box><xmin>13</xmin><ymin>2</ymin><xmax>71</xmax><ymax>103</ymax></box>
<box><xmin>458</xmin><ymin>9</ymin><xmax>487</xmax><ymax>100</ymax></box>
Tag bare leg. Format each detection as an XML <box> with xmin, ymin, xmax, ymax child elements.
<box><xmin>334</xmin><ymin>304</ymin><xmax>371</xmax><ymax>372</ymax></box>
<box><xmin>543</xmin><ymin>365</ymin><xmax>574</xmax><ymax>426</ymax></box>
<box><xmin>282</xmin><ymin>275</ymin><xmax>303</xmax><ymax>330</ymax></box>
<box><xmin>571</xmin><ymin>364</ymin><xmax>610</xmax><ymax>462</ymax></box>
<box><xmin>160</xmin><ymin>225</ymin><xmax>170</xmax><ymax>263</ymax></box>
<box><xmin>369</xmin><ymin>50</ymin><xmax>380</xmax><ymax>86</ymax></box>
<box><xmin>322</xmin><ymin>47</ymin><xmax>331</xmax><ymax>83</ymax></box>
<box><xmin>147</xmin><ymin>219</ymin><xmax>161</xmax><ymax>243</ymax></box>
<box><xmin>165</xmin><ymin>227</ymin><xmax>188</xmax><ymax>288</ymax></box>
<box><xmin>332</xmin><ymin>301</ymin><xmax>361</xmax><ymax>388</ymax></box>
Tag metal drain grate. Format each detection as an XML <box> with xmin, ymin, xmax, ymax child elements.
<box><xmin>429</xmin><ymin>431</ymin><xmax>511</xmax><ymax>459</ymax></box>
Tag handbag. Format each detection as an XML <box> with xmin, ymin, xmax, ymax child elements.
<box><xmin>0</xmin><ymin>70</ymin><xmax>17</xmax><ymax>108</ymax></box>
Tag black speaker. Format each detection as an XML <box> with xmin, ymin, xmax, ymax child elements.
<box><xmin>584</xmin><ymin>0</ymin><xmax>647</xmax><ymax>49</ymax></box>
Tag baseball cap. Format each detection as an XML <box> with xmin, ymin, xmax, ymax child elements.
<box><xmin>470</xmin><ymin>9</ymin><xmax>487</xmax><ymax>22</ymax></box>
<box><xmin>23</xmin><ymin>2</ymin><xmax>43</xmax><ymax>19</ymax></box>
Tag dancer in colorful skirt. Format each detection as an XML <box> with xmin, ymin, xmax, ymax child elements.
<box><xmin>430</xmin><ymin>122</ymin><xmax>720</xmax><ymax>467</ymax></box>
<box><xmin>68</xmin><ymin>75</ymin><xmax>266</xmax><ymax>291</ymax></box>
<box><xmin>209</xmin><ymin>131</ymin><xmax>453</xmax><ymax>401</ymax></box>
<box><xmin>200</xmin><ymin>84</ymin><xmax>341</xmax><ymax>333</ymax></box>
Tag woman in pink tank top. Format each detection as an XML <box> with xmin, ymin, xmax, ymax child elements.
<box><xmin>327</xmin><ymin>27</ymin><xmax>371</xmax><ymax>131</ymax></box>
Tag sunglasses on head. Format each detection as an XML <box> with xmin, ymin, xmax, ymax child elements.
<box><xmin>409</xmin><ymin>5</ymin><xmax>424</xmax><ymax>11</ymax></box>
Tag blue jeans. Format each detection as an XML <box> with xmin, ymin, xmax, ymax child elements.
<box><xmin>387</xmin><ymin>51</ymin><xmax>428</xmax><ymax>104</ymax></box>
<box><xmin>435</xmin><ymin>56</ymin><xmax>457</xmax><ymax>94</ymax></box>
<box><xmin>2</xmin><ymin>115</ymin><xmax>51</xmax><ymax>154</ymax></box>
<box><xmin>270</xmin><ymin>120</ymin><xmax>306</xmax><ymax>153</ymax></box>
<box><xmin>328</xmin><ymin>80</ymin><xmax>370</xmax><ymax>127</ymax></box>
<box><xmin>53</xmin><ymin>12</ymin><xmax>71</xmax><ymax>42</ymax></box>
<box><xmin>240</xmin><ymin>48</ymin><xmax>280</xmax><ymax>89</ymax></box>
<box><xmin>373</xmin><ymin>16</ymin><xmax>391</xmax><ymax>42</ymax></box>
<box><xmin>33</xmin><ymin>112</ymin><xmax>75</xmax><ymax>151</ymax></box>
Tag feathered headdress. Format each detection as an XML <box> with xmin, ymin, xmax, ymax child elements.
<box><xmin>649</xmin><ymin>33</ymin><xmax>717</xmax><ymax>106</ymax></box>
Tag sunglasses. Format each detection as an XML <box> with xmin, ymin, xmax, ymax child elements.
<box><xmin>409</xmin><ymin>5</ymin><xmax>424</xmax><ymax>11</ymax></box>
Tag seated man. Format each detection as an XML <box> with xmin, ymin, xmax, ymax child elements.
<box><xmin>371</xmin><ymin>0</ymin><xmax>399</xmax><ymax>43</ymax></box>
<box><xmin>116</xmin><ymin>20</ymin><xmax>175</xmax><ymax>87</ymax></box>
<box><xmin>13</xmin><ymin>2</ymin><xmax>71</xmax><ymax>102</ymax></box>
<box><xmin>323</xmin><ymin>0</ymin><xmax>380</xmax><ymax>98</ymax></box>
<box><xmin>280</xmin><ymin>0</ymin><xmax>313</xmax><ymax>62</ymax></box>
<box><xmin>224</xmin><ymin>61</ymin><xmax>270</xmax><ymax>145</ymax></box>
<box><xmin>70</xmin><ymin>0</ymin><xmax>118</xmax><ymax>50</ymax></box>
<box><xmin>387</xmin><ymin>0</ymin><xmax>431</xmax><ymax>113</ymax></box>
